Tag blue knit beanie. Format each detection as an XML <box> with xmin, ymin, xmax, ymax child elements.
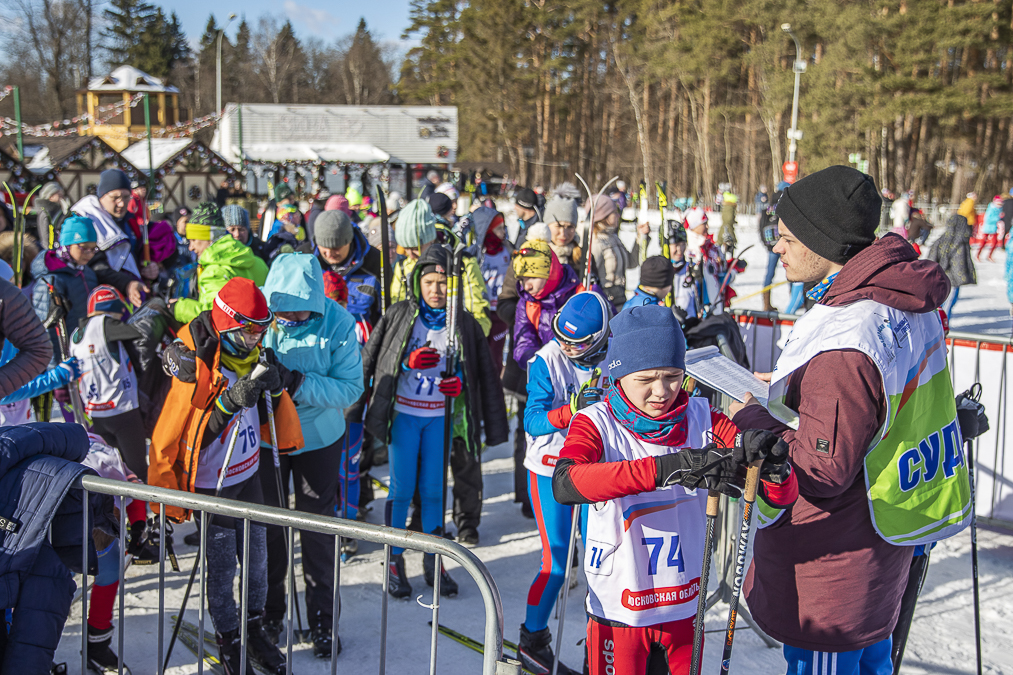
<box><xmin>97</xmin><ymin>169</ymin><xmax>131</xmax><ymax>198</ymax></box>
<box><xmin>395</xmin><ymin>199</ymin><xmax>437</xmax><ymax>249</ymax></box>
<box><xmin>605</xmin><ymin>304</ymin><xmax>686</xmax><ymax>380</ymax></box>
<box><xmin>59</xmin><ymin>214</ymin><xmax>98</xmax><ymax>246</ymax></box>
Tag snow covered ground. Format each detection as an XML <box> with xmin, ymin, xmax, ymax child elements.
<box><xmin>53</xmin><ymin>209</ymin><xmax>1013</xmax><ymax>674</ymax></box>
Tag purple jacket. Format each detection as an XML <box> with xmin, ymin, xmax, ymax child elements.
<box><xmin>513</xmin><ymin>265</ymin><xmax>607</xmax><ymax>368</ymax></box>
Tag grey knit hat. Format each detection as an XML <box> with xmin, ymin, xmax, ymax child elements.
<box><xmin>314</xmin><ymin>210</ymin><xmax>355</xmax><ymax>249</ymax></box>
<box><xmin>38</xmin><ymin>181</ymin><xmax>63</xmax><ymax>201</ymax></box>
<box><xmin>542</xmin><ymin>196</ymin><xmax>578</xmax><ymax>226</ymax></box>
<box><xmin>221</xmin><ymin>204</ymin><xmax>250</xmax><ymax>231</ymax></box>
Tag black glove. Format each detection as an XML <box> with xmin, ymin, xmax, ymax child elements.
<box><xmin>219</xmin><ymin>373</ymin><xmax>268</xmax><ymax>412</ymax></box>
<box><xmin>760</xmin><ymin>439</ymin><xmax>791</xmax><ymax>484</ymax></box>
<box><xmin>126</xmin><ymin>519</ymin><xmax>149</xmax><ymax>557</ymax></box>
<box><xmin>258</xmin><ymin>362</ymin><xmax>283</xmax><ymax>397</ymax></box>
<box><xmin>264</xmin><ymin>348</ymin><xmax>304</xmax><ymax>397</ymax></box>
<box><xmin>570</xmin><ymin>369</ymin><xmax>604</xmax><ymax>412</ymax></box>
<box><xmin>733</xmin><ymin>429</ymin><xmax>780</xmax><ymax>465</ymax></box>
<box><xmin>655</xmin><ymin>444</ymin><xmax>746</xmax><ymax>497</ymax></box>
<box><xmin>734</xmin><ymin>430</ymin><xmax>792</xmax><ymax>484</ymax></box>
<box><xmin>162</xmin><ymin>341</ymin><xmax>197</xmax><ymax>383</ymax></box>
<box><xmin>955</xmin><ymin>387</ymin><xmax>989</xmax><ymax>440</ymax></box>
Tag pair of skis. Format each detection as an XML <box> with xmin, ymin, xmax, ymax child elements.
<box><xmin>3</xmin><ymin>182</ymin><xmax>41</xmax><ymax>288</ymax></box>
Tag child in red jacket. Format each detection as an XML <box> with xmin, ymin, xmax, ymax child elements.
<box><xmin>552</xmin><ymin>305</ymin><xmax>797</xmax><ymax>674</ymax></box>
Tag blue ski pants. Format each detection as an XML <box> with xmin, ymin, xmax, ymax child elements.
<box><xmin>388</xmin><ymin>412</ymin><xmax>446</xmax><ymax>555</ymax></box>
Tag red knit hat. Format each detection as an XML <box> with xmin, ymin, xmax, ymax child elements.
<box><xmin>211</xmin><ymin>277</ymin><xmax>271</xmax><ymax>333</ymax></box>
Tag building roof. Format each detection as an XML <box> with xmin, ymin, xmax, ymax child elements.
<box><xmin>21</xmin><ymin>137</ymin><xmax>95</xmax><ymax>171</ymax></box>
<box><xmin>88</xmin><ymin>66</ymin><xmax>179</xmax><ymax>94</ymax></box>
<box><xmin>241</xmin><ymin>142</ymin><xmax>389</xmax><ymax>164</ymax></box>
<box><xmin>120</xmin><ymin>138</ymin><xmax>192</xmax><ymax>171</ymax></box>
<box><xmin>212</xmin><ymin>103</ymin><xmax>458</xmax><ymax>166</ymax></box>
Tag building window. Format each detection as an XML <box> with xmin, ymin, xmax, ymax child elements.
<box><xmin>97</xmin><ymin>95</ymin><xmax>124</xmax><ymax>125</ymax></box>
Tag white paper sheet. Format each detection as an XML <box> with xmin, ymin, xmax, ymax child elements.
<box><xmin>685</xmin><ymin>345</ymin><xmax>769</xmax><ymax>406</ymax></box>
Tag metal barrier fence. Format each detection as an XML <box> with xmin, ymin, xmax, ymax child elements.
<box><xmin>730</xmin><ymin>308</ymin><xmax>1013</xmax><ymax>528</ymax></box>
<box><xmin>75</xmin><ymin>474</ymin><xmax>522</xmax><ymax>675</ymax></box>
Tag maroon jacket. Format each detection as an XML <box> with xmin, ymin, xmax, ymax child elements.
<box><xmin>732</xmin><ymin>234</ymin><xmax>950</xmax><ymax>652</ymax></box>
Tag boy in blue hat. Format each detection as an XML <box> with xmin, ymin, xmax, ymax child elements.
<box><xmin>518</xmin><ymin>291</ymin><xmax>612</xmax><ymax>674</ymax></box>
<box><xmin>31</xmin><ymin>214</ymin><xmax>101</xmax><ymax>423</ymax></box>
<box><xmin>552</xmin><ymin>304</ymin><xmax>797</xmax><ymax>675</ymax></box>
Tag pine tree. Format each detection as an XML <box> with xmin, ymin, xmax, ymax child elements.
<box><xmin>102</xmin><ymin>0</ymin><xmax>158</xmax><ymax>68</ymax></box>
<box><xmin>336</xmin><ymin>19</ymin><xmax>394</xmax><ymax>105</ymax></box>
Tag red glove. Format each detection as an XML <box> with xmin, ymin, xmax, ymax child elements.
<box><xmin>405</xmin><ymin>343</ymin><xmax>440</xmax><ymax>370</ymax></box>
<box><xmin>438</xmin><ymin>376</ymin><xmax>462</xmax><ymax>397</ymax></box>
<box><xmin>546</xmin><ymin>404</ymin><xmax>574</xmax><ymax>430</ymax></box>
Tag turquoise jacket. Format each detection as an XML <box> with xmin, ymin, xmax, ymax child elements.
<box><xmin>261</xmin><ymin>254</ymin><xmax>364</xmax><ymax>453</ymax></box>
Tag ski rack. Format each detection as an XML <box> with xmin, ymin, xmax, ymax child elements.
<box><xmin>75</xmin><ymin>474</ymin><xmax>522</xmax><ymax>675</ymax></box>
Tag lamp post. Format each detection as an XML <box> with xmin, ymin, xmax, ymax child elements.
<box><xmin>215</xmin><ymin>14</ymin><xmax>237</xmax><ymax>155</ymax></box>
<box><xmin>216</xmin><ymin>14</ymin><xmax>237</xmax><ymax>115</ymax></box>
<box><xmin>781</xmin><ymin>24</ymin><xmax>806</xmax><ymax>166</ymax></box>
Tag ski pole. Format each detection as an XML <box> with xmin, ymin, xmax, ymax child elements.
<box><xmin>552</xmin><ymin>504</ymin><xmax>581</xmax><ymax>675</ymax></box>
<box><xmin>376</xmin><ymin>186</ymin><xmax>391</xmax><ymax>315</ymax></box>
<box><xmin>263</xmin><ymin>371</ymin><xmax>308</xmax><ymax>646</ymax></box>
<box><xmin>163</xmin><ymin>363</ymin><xmax>267</xmax><ymax>674</ymax></box>
<box><xmin>690</xmin><ymin>493</ymin><xmax>720</xmax><ymax>675</ymax></box>
<box><xmin>705</xmin><ymin>245</ymin><xmax>755</xmax><ymax>318</ymax></box>
<box><xmin>965</xmin><ymin>436</ymin><xmax>982</xmax><ymax>675</ymax></box>
<box><xmin>717</xmin><ymin>461</ymin><xmax>762</xmax><ymax>675</ymax></box>
<box><xmin>44</xmin><ymin>284</ymin><xmax>87</xmax><ymax>425</ymax></box>
<box><xmin>574</xmin><ymin>174</ymin><xmax>620</xmax><ymax>289</ymax></box>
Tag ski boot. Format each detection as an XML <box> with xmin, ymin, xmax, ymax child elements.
<box><xmin>340</xmin><ymin>537</ymin><xmax>358</xmax><ymax>562</ymax></box>
<box><xmin>387</xmin><ymin>553</ymin><xmax>413</xmax><ymax>599</ymax></box>
<box><xmin>517</xmin><ymin>625</ymin><xmax>576</xmax><ymax>675</ymax></box>
<box><xmin>457</xmin><ymin>525</ymin><xmax>479</xmax><ymax>546</ymax></box>
<box><xmin>247</xmin><ymin>612</ymin><xmax>286</xmax><ymax>674</ymax></box>
<box><xmin>262</xmin><ymin>618</ymin><xmax>284</xmax><ymax>646</ymax></box>
<box><xmin>423</xmin><ymin>552</ymin><xmax>459</xmax><ymax>597</ymax></box>
<box><xmin>215</xmin><ymin>628</ymin><xmax>256</xmax><ymax>675</ymax></box>
<box><xmin>86</xmin><ymin>625</ymin><xmax>131</xmax><ymax>674</ymax></box>
<box><xmin>310</xmin><ymin>619</ymin><xmax>342</xmax><ymax>658</ymax></box>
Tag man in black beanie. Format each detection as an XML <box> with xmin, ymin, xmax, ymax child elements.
<box><xmin>513</xmin><ymin>187</ymin><xmax>541</xmax><ymax>246</ymax></box>
<box><xmin>727</xmin><ymin>165</ymin><xmax>961</xmax><ymax>675</ymax></box>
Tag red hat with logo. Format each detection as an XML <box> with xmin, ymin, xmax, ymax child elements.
<box><xmin>87</xmin><ymin>285</ymin><xmax>128</xmax><ymax>318</ymax></box>
<box><xmin>211</xmin><ymin>277</ymin><xmax>272</xmax><ymax>333</ymax></box>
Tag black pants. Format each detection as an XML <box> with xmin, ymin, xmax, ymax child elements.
<box><xmin>513</xmin><ymin>399</ymin><xmax>529</xmax><ymax>508</ymax></box>
<box><xmin>891</xmin><ymin>551</ymin><xmax>931</xmax><ymax>672</ymax></box>
<box><xmin>451</xmin><ymin>437</ymin><xmax>483</xmax><ymax>531</ymax></box>
<box><xmin>92</xmin><ymin>408</ymin><xmax>148</xmax><ymax>481</ymax></box>
<box><xmin>259</xmin><ymin>437</ymin><xmax>342</xmax><ymax>626</ymax></box>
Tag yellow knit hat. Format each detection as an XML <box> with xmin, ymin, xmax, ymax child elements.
<box><xmin>512</xmin><ymin>239</ymin><xmax>554</xmax><ymax>279</ymax></box>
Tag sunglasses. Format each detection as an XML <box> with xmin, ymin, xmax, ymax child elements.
<box><xmin>227</xmin><ymin>311</ymin><xmax>274</xmax><ymax>337</ymax></box>
<box><xmin>557</xmin><ymin>335</ymin><xmax>596</xmax><ymax>352</ymax></box>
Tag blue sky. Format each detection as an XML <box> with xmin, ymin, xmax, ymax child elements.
<box><xmin>166</xmin><ymin>0</ymin><xmax>415</xmax><ymax>47</ymax></box>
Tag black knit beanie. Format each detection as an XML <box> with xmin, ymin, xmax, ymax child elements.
<box><xmin>640</xmin><ymin>255</ymin><xmax>675</xmax><ymax>288</ymax></box>
<box><xmin>774</xmin><ymin>165</ymin><xmax>882</xmax><ymax>264</ymax></box>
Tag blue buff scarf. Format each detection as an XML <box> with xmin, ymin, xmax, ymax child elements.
<box><xmin>419</xmin><ymin>302</ymin><xmax>447</xmax><ymax>329</ymax></box>
<box><xmin>606</xmin><ymin>381</ymin><xmax>690</xmax><ymax>447</ymax></box>
<box><xmin>805</xmin><ymin>271</ymin><xmax>839</xmax><ymax>303</ymax></box>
